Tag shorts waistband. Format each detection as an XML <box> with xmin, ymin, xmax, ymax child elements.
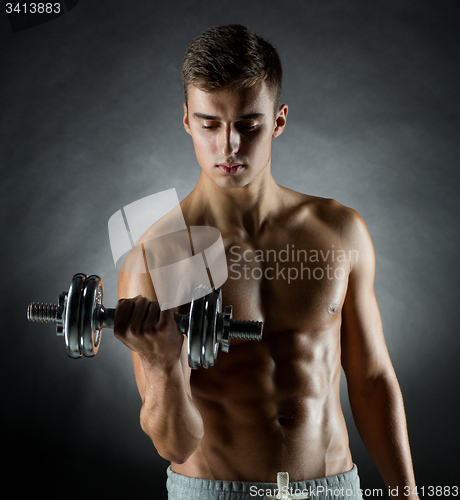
<box><xmin>166</xmin><ymin>464</ymin><xmax>360</xmax><ymax>499</ymax></box>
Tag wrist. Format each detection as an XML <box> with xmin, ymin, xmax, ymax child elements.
<box><xmin>140</xmin><ymin>354</ymin><xmax>182</xmax><ymax>379</ymax></box>
<box><xmin>140</xmin><ymin>357</ymin><xmax>187</xmax><ymax>408</ymax></box>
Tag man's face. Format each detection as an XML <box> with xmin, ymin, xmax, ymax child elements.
<box><xmin>183</xmin><ymin>80</ymin><xmax>287</xmax><ymax>189</ymax></box>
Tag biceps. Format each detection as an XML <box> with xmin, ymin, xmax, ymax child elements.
<box><xmin>118</xmin><ymin>269</ymin><xmax>156</xmax><ymax>300</ymax></box>
<box><xmin>341</xmin><ymin>279</ymin><xmax>393</xmax><ymax>384</ymax></box>
<box><xmin>118</xmin><ymin>242</ymin><xmax>155</xmax><ymax>300</ymax></box>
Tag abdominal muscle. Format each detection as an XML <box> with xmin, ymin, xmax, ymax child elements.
<box><xmin>170</xmin><ymin>327</ymin><xmax>354</xmax><ymax>482</ymax></box>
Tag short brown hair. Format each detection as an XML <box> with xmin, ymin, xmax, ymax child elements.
<box><xmin>182</xmin><ymin>24</ymin><xmax>283</xmax><ymax>113</ymax></box>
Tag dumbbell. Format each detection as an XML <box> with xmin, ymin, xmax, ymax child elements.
<box><xmin>27</xmin><ymin>273</ymin><xmax>263</xmax><ymax>369</ymax></box>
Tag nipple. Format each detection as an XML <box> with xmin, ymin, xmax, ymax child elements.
<box><xmin>328</xmin><ymin>302</ymin><xmax>340</xmax><ymax>315</ymax></box>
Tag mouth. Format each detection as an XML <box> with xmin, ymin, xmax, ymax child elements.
<box><xmin>217</xmin><ymin>163</ymin><xmax>244</xmax><ymax>175</ymax></box>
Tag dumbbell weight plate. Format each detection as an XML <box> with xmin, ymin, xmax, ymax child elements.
<box><xmin>80</xmin><ymin>275</ymin><xmax>104</xmax><ymax>357</ymax></box>
<box><xmin>65</xmin><ymin>273</ymin><xmax>87</xmax><ymax>358</ymax></box>
<box><xmin>201</xmin><ymin>289</ymin><xmax>221</xmax><ymax>369</ymax></box>
<box><xmin>188</xmin><ymin>285</ymin><xmax>209</xmax><ymax>369</ymax></box>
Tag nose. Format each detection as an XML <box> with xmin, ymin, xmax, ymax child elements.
<box><xmin>220</xmin><ymin>124</ymin><xmax>240</xmax><ymax>157</ymax></box>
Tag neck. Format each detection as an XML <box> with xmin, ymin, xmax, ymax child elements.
<box><xmin>187</xmin><ymin>165</ymin><xmax>284</xmax><ymax>238</ymax></box>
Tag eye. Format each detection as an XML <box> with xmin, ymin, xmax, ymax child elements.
<box><xmin>201</xmin><ymin>123</ymin><xmax>219</xmax><ymax>130</ymax></box>
<box><xmin>237</xmin><ymin>123</ymin><xmax>257</xmax><ymax>132</ymax></box>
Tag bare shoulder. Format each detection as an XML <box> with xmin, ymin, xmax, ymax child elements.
<box><xmin>311</xmin><ymin>196</ymin><xmax>370</xmax><ymax>247</ymax></box>
<box><xmin>281</xmin><ymin>187</ymin><xmax>364</xmax><ymax>234</ymax></box>
<box><xmin>135</xmin><ymin>203</ymin><xmax>188</xmax><ymax>245</ymax></box>
<box><xmin>279</xmin><ymin>188</ymin><xmax>372</xmax><ymax>269</ymax></box>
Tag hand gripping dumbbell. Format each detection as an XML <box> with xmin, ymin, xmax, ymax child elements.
<box><xmin>27</xmin><ymin>273</ymin><xmax>263</xmax><ymax>369</ymax></box>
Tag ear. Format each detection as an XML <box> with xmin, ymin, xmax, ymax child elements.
<box><xmin>183</xmin><ymin>102</ymin><xmax>192</xmax><ymax>136</ymax></box>
<box><xmin>272</xmin><ymin>104</ymin><xmax>288</xmax><ymax>139</ymax></box>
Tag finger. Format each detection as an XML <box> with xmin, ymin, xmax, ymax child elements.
<box><xmin>130</xmin><ymin>297</ymin><xmax>151</xmax><ymax>333</ymax></box>
<box><xmin>158</xmin><ymin>304</ymin><xmax>177</xmax><ymax>331</ymax></box>
<box><xmin>145</xmin><ymin>300</ymin><xmax>161</xmax><ymax>329</ymax></box>
<box><xmin>113</xmin><ymin>299</ymin><xmax>135</xmax><ymax>337</ymax></box>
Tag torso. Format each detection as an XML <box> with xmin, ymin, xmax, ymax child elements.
<box><xmin>168</xmin><ymin>187</ymin><xmax>355</xmax><ymax>481</ymax></box>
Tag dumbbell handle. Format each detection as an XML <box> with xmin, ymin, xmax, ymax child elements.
<box><xmin>27</xmin><ymin>301</ymin><xmax>263</xmax><ymax>340</ymax></box>
<box><xmin>92</xmin><ymin>305</ymin><xmax>187</xmax><ymax>335</ymax></box>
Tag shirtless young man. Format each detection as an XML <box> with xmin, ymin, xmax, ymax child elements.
<box><xmin>114</xmin><ymin>25</ymin><xmax>418</xmax><ymax>500</ymax></box>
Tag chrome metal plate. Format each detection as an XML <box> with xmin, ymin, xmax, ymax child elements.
<box><xmin>187</xmin><ymin>285</ymin><xmax>210</xmax><ymax>369</ymax></box>
<box><xmin>80</xmin><ymin>275</ymin><xmax>104</xmax><ymax>357</ymax></box>
<box><xmin>201</xmin><ymin>288</ymin><xmax>221</xmax><ymax>369</ymax></box>
<box><xmin>64</xmin><ymin>273</ymin><xmax>86</xmax><ymax>358</ymax></box>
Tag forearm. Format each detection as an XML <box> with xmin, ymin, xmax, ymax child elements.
<box><xmin>139</xmin><ymin>359</ymin><xmax>204</xmax><ymax>463</ymax></box>
<box><xmin>348</xmin><ymin>372</ymin><xmax>417</xmax><ymax>498</ymax></box>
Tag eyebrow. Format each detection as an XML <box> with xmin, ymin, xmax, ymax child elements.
<box><xmin>193</xmin><ymin>112</ymin><xmax>265</xmax><ymax>121</ymax></box>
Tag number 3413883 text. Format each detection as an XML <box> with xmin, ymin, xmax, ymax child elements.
<box><xmin>5</xmin><ymin>3</ymin><xmax>61</xmax><ymax>14</ymax></box>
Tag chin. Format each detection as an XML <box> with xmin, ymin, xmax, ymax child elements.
<box><xmin>214</xmin><ymin>178</ymin><xmax>248</xmax><ymax>189</ymax></box>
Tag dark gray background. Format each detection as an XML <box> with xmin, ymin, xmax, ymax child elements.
<box><xmin>1</xmin><ymin>1</ymin><xmax>459</xmax><ymax>498</ymax></box>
